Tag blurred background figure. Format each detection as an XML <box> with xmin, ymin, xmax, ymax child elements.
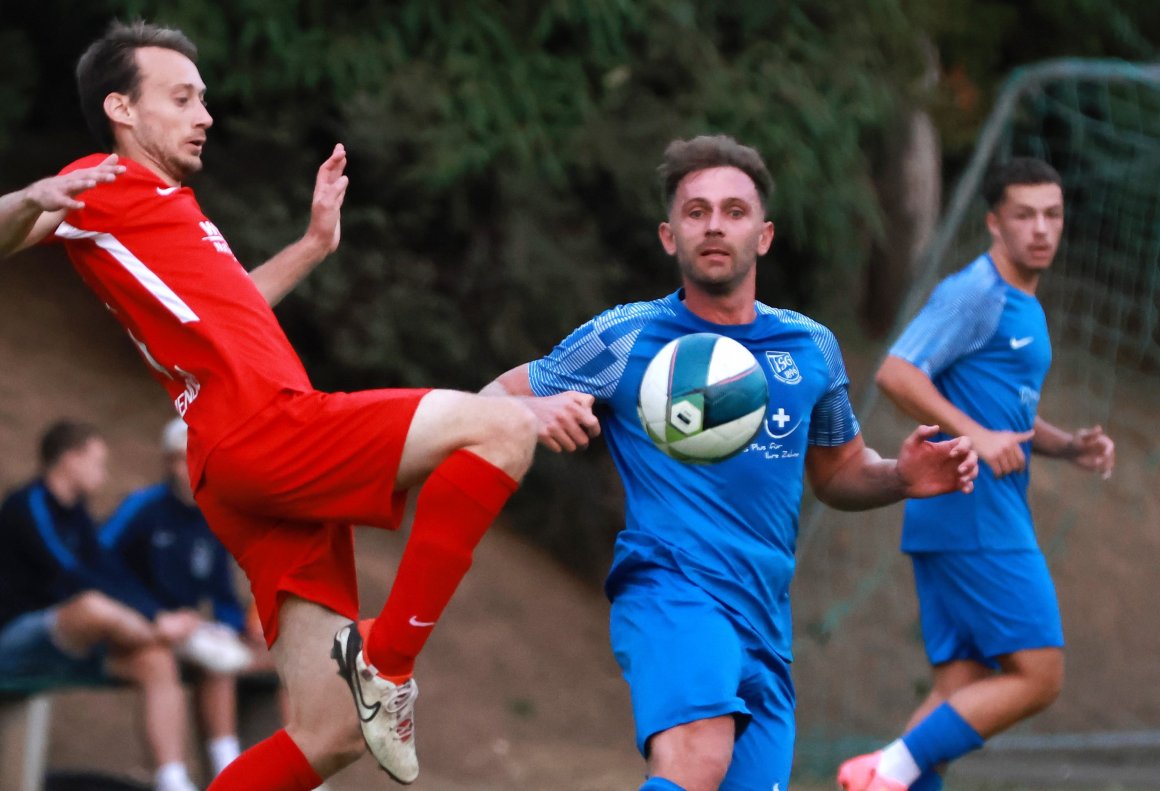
<box><xmin>102</xmin><ymin>418</ymin><xmax>254</xmax><ymax>780</ymax></box>
<box><xmin>0</xmin><ymin>419</ymin><xmax>200</xmax><ymax>791</ymax></box>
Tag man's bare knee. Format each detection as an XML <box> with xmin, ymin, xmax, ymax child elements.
<box><xmin>118</xmin><ymin>643</ymin><xmax>180</xmax><ymax>686</ymax></box>
<box><xmin>56</xmin><ymin>591</ymin><xmax>151</xmax><ymax>651</ymax></box>
<box><xmin>647</xmin><ymin>717</ymin><xmax>734</xmax><ymax>791</ymax></box>
<box><xmin>61</xmin><ymin>590</ymin><xmax>117</xmax><ymax>622</ymax></box>
<box><xmin>471</xmin><ymin>398</ymin><xmax>537</xmax><ymax>477</ymax></box>
<box><xmin>1001</xmin><ymin>648</ymin><xmax>1065</xmax><ymax>715</ymax></box>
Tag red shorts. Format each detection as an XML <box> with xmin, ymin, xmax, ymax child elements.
<box><xmin>193</xmin><ymin>388</ymin><xmax>429</xmax><ymax>646</ymax></box>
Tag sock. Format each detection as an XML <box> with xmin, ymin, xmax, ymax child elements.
<box><xmin>207</xmin><ymin>729</ymin><xmax>323</xmax><ymax>791</ymax></box>
<box><xmin>901</xmin><ymin>702</ymin><xmax>984</xmax><ymax>772</ymax></box>
<box><xmin>366</xmin><ymin>450</ymin><xmax>518</xmax><ymax>677</ymax></box>
<box><xmin>208</xmin><ymin>734</ymin><xmax>242</xmax><ymax>775</ymax></box>
<box><xmin>875</xmin><ymin>738</ymin><xmax>922</xmax><ymax>785</ymax></box>
<box><xmin>154</xmin><ymin>761</ymin><xmax>196</xmax><ymax>791</ymax></box>
<box><xmin>911</xmin><ymin>770</ymin><xmax>944</xmax><ymax>791</ymax></box>
<box><xmin>640</xmin><ymin>778</ymin><xmax>686</xmax><ymax>791</ymax></box>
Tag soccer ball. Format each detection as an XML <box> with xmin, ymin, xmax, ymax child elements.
<box><xmin>637</xmin><ymin>332</ymin><xmax>768</xmax><ymax>463</ymax></box>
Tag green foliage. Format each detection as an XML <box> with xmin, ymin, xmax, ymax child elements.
<box><xmin>116</xmin><ymin>0</ymin><xmax>929</xmax><ymax>390</ymax></box>
<box><xmin>0</xmin><ymin>30</ymin><xmax>36</xmax><ymax>148</ymax></box>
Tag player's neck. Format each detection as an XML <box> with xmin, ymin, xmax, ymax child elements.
<box><xmin>43</xmin><ymin>469</ymin><xmax>82</xmax><ymax>508</ymax></box>
<box><xmin>681</xmin><ymin>287</ymin><xmax>756</xmax><ymax>325</ymax></box>
<box><xmin>988</xmin><ymin>246</ymin><xmax>1040</xmax><ymax>295</ymax></box>
<box><xmin>113</xmin><ymin>144</ymin><xmax>181</xmax><ymax>187</ymax></box>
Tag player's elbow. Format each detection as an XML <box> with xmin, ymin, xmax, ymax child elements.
<box><xmin>874</xmin><ymin>359</ymin><xmax>900</xmax><ymax>396</ymax></box>
<box><xmin>875</xmin><ymin>355</ymin><xmax>920</xmax><ymax>407</ymax></box>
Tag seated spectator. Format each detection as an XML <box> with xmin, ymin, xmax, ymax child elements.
<box><xmin>102</xmin><ymin>418</ymin><xmax>253</xmax><ymax>779</ymax></box>
<box><xmin>0</xmin><ymin>420</ymin><xmax>200</xmax><ymax>791</ymax></box>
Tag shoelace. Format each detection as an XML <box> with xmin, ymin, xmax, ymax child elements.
<box><xmin>385</xmin><ymin>679</ymin><xmax>418</xmax><ymax>742</ymax></box>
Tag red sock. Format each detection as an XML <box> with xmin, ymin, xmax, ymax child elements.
<box><xmin>207</xmin><ymin>729</ymin><xmax>322</xmax><ymax>791</ymax></box>
<box><xmin>366</xmin><ymin>449</ymin><xmax>518</xmax><ymax>677</ymax></box>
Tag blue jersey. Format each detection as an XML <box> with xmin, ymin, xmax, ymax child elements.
<box><xmin>889</xmin><ymin>253</ymin><xmax>1052</xmax><ymax>551</ymax></box>
<box><xmin>101</xmin><ymin>483</ymin><xmax>245</xmax><ymax>632</ymax></box>
<box><xmin>0</xmin><ymin>481</ymin><xmax>162</xmax><ymax>629</ymax></box>
<box><xmin>528</xmin><ymin>290</ymin><xmax>860</xmax><ymax>661</ymax></box>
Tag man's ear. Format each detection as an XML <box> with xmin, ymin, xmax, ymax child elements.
<box><xmin>758</xmin><ymin>220</ymin><xmax>775</xmax><ymax>255</ymax></box>
<box><xmin>103</xmin><ymin>93</ymin><xmax>133</xmax><ymax>127</ymax></box>
<box><xmin>658</xmin><ymin>221</ymin><xmax>676</xmax><ymax>255</ymax></box>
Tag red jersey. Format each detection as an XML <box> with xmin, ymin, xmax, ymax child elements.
<box><xmin>50</xmin><ymin>154</ymin><xmax>314</xmax><ymax>483</ymax></box>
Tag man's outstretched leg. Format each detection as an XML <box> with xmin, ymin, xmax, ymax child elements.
<box><xmin>334</xmin><ymin>391</ymin><xmax>537</xmax><ymax>782</ymax></box>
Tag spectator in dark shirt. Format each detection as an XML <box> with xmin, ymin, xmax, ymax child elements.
<box><xmin>103</xmin><ymin>418</ymin><xmax>254</xmax><ymax>778</ymax></box>
<box><xmin>0</xmin><ymin>420</ymin><xmax>200</xmax><ymax>791</ymax></box>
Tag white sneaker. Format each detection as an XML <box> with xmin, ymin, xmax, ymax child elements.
<box><xmin>178</xmin><ymin>622</ymin><xmax>254</xmax><ymax>675</ymax></box>
<box><xmin>332</xmin><ymin>622</ymin><xmax>419</xmax><ymax>784</ymax></box>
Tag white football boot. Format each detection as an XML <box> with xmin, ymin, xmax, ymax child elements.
<box><xmin>332</xmin><ymin>621</ymin><xmax>419</xmax><ymax>784</ymax></box>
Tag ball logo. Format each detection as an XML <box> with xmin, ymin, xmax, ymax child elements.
<box><xmin>669</xmin><ymin>396</ymin><xmax>704</xmax><ymax>435</ymax></box>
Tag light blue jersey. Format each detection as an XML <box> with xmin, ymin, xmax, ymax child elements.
<box><xmin>528</xmin><ymin>289</ymin><xmax>860</xmax><ymax>661</ymax></box>
<box><xmin>889</xmin><ymin>253</ymin><xmax>1052</xmax><ymax>551</ymax></box>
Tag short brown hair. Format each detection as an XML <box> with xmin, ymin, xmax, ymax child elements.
<box><xmin>75</xmin><ymin>19</ymin><xmax>199</xmax><ymax>151</ymax></box>
<box><xmin>982</xmin><ymin>157</ymin><xmax>1063</xmax><ymax>209</ymax></box>
<box><xmin>39</xmin><ymin>420</ymin><xmax>102</xmax><ymax>470</ymax></box>
<box><xmin>658</xmin><ymin>135</ymin><xmax>775</xmax><ymax>212</ymax></box>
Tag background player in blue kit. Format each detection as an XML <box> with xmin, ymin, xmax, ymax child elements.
<box><xmin>484</xmin><ymin>134</ymin><xmax>979</xmax><ymax>791</ymax></box>
<box><xmin>837</xmin><ymin>158</ymin><xmax>1116</xmax><ymax>791</ymax></box>
<box><xmin>0</xmin><ymin>420</ymin><xmax>203</xmax><ymax>791</ymax></box>
<box><xmin>102</xmin><ymin>418</ymin><xmax>254</xmax><ymax>780</ymax></box>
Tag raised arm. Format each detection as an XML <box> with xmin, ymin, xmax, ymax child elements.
<box><xmin>876</xmin><ymin>354</ymin><xmax>1033</xmax><ymax>478</ymax></box>
<box><xmin>0</xmin><ymin>155</ymin><xmax>124</xmax><ymax>257</ymax></box>
<box><xmin>482</xmin><ymin>364</ymin><xmax>601</xmax><ymax>453</ymax></box>
<box><xmin>805</xmin><ymin>426</ymin><xmax>977</xmax><ymax>511</ymax></box>
<box><xmin>248</xmin><ymin>144</ymin><xmax>349</xmax><ymax>306</ymax></box>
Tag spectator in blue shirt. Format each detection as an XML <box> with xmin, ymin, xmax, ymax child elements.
<box><xmin>103</xmin><ymin>418</ymin><xmax>254</xmax><ymax>778</ymax></box>
<box><xmin>0</xmin><ymin>420</ymin><xmax>201</xmax><ymax>791</ymax></box>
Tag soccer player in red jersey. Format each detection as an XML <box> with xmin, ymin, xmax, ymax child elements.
<box><xmin>0</xmin><ymin>20</ymin><xmax>541</xmax><ymax>790</ymax></box>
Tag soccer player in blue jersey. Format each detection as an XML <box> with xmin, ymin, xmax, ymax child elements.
<box><xmin>483</xmin><ymin>134</ymin><xmax>979</xmax><ymax>791</ymax></box>
<box><xmin>836</xmin><ymin>158</ymin><xmax>1116</xmax><ymax>791</ymax></box>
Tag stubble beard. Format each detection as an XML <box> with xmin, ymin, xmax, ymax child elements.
<box><xmin>678</xmin><ymin>252</ymin><xmax>753</xmax><ymax>297</ymax></box>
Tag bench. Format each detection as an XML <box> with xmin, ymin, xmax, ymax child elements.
<box><xmin>0</xmin><ymin>671</ymin><xmax>281</xmax><ymax>791</ymax></box>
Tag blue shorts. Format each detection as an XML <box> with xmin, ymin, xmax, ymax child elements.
<box><xmin>911</xmin><ymin>550</ymin><xmax>1064</xmax><ymax>668</ymax></box>
<box><xmin>609</xmin><ymin>563</ymin><xmax>795</xmax><ymax>791</ymax></box>
<box><xmin>0</xmin><ymin>608</ymin><xmax>108</xmax><ymax>681</ymax></box>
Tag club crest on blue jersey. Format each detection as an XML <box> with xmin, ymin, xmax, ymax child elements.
<box><xmin>765</xmin><ymin>351</ymin><xmax>801</xmax><ymax>385</ymax></box>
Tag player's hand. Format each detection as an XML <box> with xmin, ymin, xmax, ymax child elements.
<box><xmin>969</xmin><ymin>426</ymin><xmax>1035</xmax><ymax>478</ymax></box>
<box><xmin>155</xmin><ymin>609</ymin><xmax>204</xmax><ymax>645</ymax></box>
<box><xmin>1069</xmin><ymin>424</ymin><xmax>1115</xmax><ymax>479</ymax></box>
<box><xmin>527</xmin><ymin>392</ymin><xmax>601</xmax><ymax>452</ymax></box>
<box><xmin>20</xmin><ymin>154</ymin><xmax>124</xmax><ymax>212</ymax></box>
<box><xmin>897</xmin><ymin>424</ymin><xmax>979</xmax><ymax>497</ymax></box>
<box><xmin>306</xmin><ymin>143</ymin><xmax>348</xmax><ymax>255</ymax></box>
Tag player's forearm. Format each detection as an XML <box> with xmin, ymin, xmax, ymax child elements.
<box><xmin>810</xmin><ymin>444</ymin><xmax>907</xmax><ymax>511</ymax></box>
<box><xmin>248</xmin><ymin>235</ymin><xmax>332</xmax><ymax>306</ymax></box>
<box><xmin>822</xmin><ymin>457</ymin><xmax>908</xmax><ymax>510</ymax></box>
<box><xmin>875</xmin><ymin>356</ymin><xmax>981</xmax><ymax>439</ymax></box>
<box><xmin>0</xmin><ymin>189</ymin><xmax>44</xmax><ymax>258</ymax></box>
<box><xmin>1030</xmin><ymin>416</ymin><xmax>1077</xmax><ymax>458</ymax></box>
